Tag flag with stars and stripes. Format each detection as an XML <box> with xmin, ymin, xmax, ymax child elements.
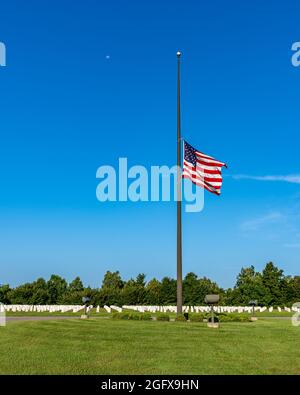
<box><xmin>182</xmin><ymin>140</ymin><xmax>227</xmax><ymax>195</ymax></box>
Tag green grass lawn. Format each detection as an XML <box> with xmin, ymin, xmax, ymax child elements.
<box><xmin>254</xmin><ymin>311</ymin><xmax>293</xmax><ymax>317</ymax></box>
<box><xmin>0</xmin><ymin>318</ymin><xmax>299</xmax><ymax>374</ymax></box>
<box><xmin>5</xmin><ymin>308</ymin><xmax>109</xmax><ymax>317</ymax></box>
<box><xmin>5</xmin><ymin>309</ymin><xmax>293</xmax><ymax>318</ymax></box>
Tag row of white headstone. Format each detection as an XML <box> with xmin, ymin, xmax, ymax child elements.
<box><xmin>122</xmin><ymin>305</ymin><xmax>300</xmax><ymax>313</ymax></box>
<box><xmin>1</xmin><ymin>305</ymin><xmax>299</xmax><ymax>314</ymax></box>
<box><xmin>1</xmin><ymin>305</ymin><xmax>92</xmax><ymax>313</ymax></box>
<box><xmin>103</xmin><ymin>305</ymin><xmax>122</xmax><ymax>313</ymax></box>
<box><xmin>1</xmin><ymin>304</ymin><xmax>120</xmax><ymax>314</ymax></box>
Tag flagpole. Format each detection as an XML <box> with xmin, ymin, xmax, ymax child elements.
<box><xmin>176</xmin><ymin>51</ymin><xmax>182</xmax><ymax>315</ymax></box>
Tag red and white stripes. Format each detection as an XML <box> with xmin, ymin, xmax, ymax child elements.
<box><xmin>182</xmin><ymin>141</ymin><xmax>227</xmax><ymax>195</ymax></box>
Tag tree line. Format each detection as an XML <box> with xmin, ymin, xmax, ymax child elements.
<box><xmin>0</xmin><ymin>262</ymin><xmax>299</xmax><ymax>307</ymax></box>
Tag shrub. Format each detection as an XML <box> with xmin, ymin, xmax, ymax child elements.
<box><xmin>175</xmin><ymin>314</ymin><xmax>186</xmax><ymax>322</ymax></box>
<box><xmin>112</xmin><ymin>311</ymin><xmax>153</xmax><ymax>321</ymax></box>
<box><xmin>119</xmin><ymin>312</ymin><xmax>130</xmax><ymax>320</ymax></box>
<box><xmin>140</xmin><ymin>313</ymin><xmax>152</xmax><ymax>321</ymax></box>
<box><xmin>189</xmin><ymin>313</ymin><xmax>205</xmax><ymax>322</ymax></box>
<box><xmin>128</xmin><ymin>313</ymin><xmax>140</xmax><ymax>320</ymax></box>
<box><xmin>218</xmin><ymin>313</ymin><xmax>251</xmax><ymax>322</ymax></box>
<box><xmin>157</xmin><ymin>313</ymin><xmax>170</xmax><ymax>321</ymax></box>
<box><xmin>236</xmin><ymin>313</ymin><xmax>251</xmax><ymax>322</ymax></box>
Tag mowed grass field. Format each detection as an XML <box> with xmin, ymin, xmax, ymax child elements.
<box><xmin>5</xmin><ymin>309</ymin><xmax>294</xmax><ymax>318</ymax></box>
<box><xmin>0</xmin><ymin>318</ymin><xmax>299</xmax><ymax>375</ymax></box>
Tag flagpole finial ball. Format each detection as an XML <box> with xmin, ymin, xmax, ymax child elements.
<box><xmin>177</xmin><ymin>51</ymin><xmax>181</xmax><ymax>57</ymax></box>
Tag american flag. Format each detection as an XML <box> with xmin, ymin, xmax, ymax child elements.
<box><xmin>182</xmin><ymin>140</ymin><xmax>227</xmax><ymax>195</ymax></box>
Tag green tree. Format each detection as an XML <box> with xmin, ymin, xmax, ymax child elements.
<box><xmin>183</xmin><ymin>272</ymin><xmax>200</xmax><ymax>305</ymax></box>
<box><xmin>136</xmin><ymin>273</ymin><xmax>146</xmax><ymax>287</ymax></box>
<box><xmin>83</xmin><ymin>287</ymin><xmax>101</xmax><ymax>306</ymax></box>
<box><xmin>1</xmin><ymin>263</ymin><xmax>297</xmax><ymax>307</ymax></box>
<box><xmin>30</xmin><ymin>278</ymin><xmax>50</xmax><ymax>304</ymax></box>
<box><xmin>47</xmin><ymin>275</ymin><xmax>67</xmax><ymax>304</ymax></box>
<box><xmin>261</xmin><ymin>262</ymin><xmax>286</xmax><ymax>306</ymax></box>
<box><xmin>122</xmin><ymin>274</ymin><xmax>146</xmax><ymax>305</ymax></box>
<box><xmin>288</xmin><ymin>276</ymin><xmax>300</xmax><ymax>304</ymax></box>
<box><xmin>68</xmin><ymin>277</ymin><xmax>84</xmax><ymax>293</ymax></box>
<box><xmin>102</xmin><ymin>271</ymin><xmax>124</xmax><ymax>289</ymax></box>
<box><xmin>61</xmin><ymin>277</ymin><xmax>85</xmax><ymax>304</ymax></box>
<box><xmin>8</xmin><ymin>278</ymin><xmax>50</xmax><ymax>304</ymax></box>
<box><xmin>160</xmin><ymin>277</ymin><xmax>176</xmax><ymax>304</ymax></box>
<box><xmin>198</xmin><ymin>277</ymin><xmax>222</xmax><ymax>304</ymax></box>
<box><xmin>7</xmin><ymin>282</ymin><xmax>34</xmax><ymax>304</ymax></box>
<box><xmin>228</xmin><ymin>266</ymin><xmax>265</xmax><ymax>305</ymax></box>
<box><xmin>99</xmin><ymin>271</ymin><xmax>124</xmax><ymax>306</ymax></box>
<box><xmin>145</xmin><ymin>278</ymin><xmax>162</xmax><ymax>305</ymax></box>
<box><xmin>0</xmin><ymin>284</ymin><xmax>11</xmax><ymax>304</ymax></box>
<box><xmin>122</xmin><ymin>279</ymin><xmax>138</xmax><ymax>305</ymax></box>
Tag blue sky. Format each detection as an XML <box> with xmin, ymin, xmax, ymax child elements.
<box><xmin>0</xmin><ymin>0</ymin><xmax>300</xmax><ymax>288</ymax></box>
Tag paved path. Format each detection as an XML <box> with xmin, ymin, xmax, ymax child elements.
<box><xmin>260</xmin><ymin>316</ymin><xmax>291</xmax><ymax>320</ymax></box>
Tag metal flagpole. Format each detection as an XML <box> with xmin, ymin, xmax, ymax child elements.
<box><xmin>176</xmin><ymin>51</ymin><xmax>182</xmax><ymax>315</ymax></box>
